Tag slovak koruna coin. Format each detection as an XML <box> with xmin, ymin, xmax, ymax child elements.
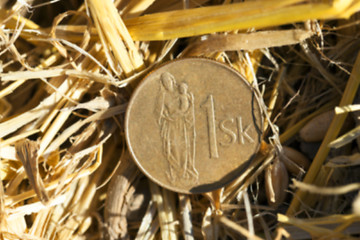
<box><xmin>125</xmin><ymin>58</ymin><xmax>263</xmax><ymax>193</ymax></box>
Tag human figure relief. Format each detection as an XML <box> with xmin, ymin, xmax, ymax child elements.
<box><xmin>157</xmin><ymin>72</ymin><xmax>198</xmax><ymax>183</ymax></box>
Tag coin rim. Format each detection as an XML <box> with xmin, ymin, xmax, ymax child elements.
<box><xmin>125</xmin><ymin>57</ymin><xmax>264</xmax><ymax>194</ymax></box>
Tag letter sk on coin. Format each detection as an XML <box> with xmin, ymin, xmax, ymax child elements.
<box><xmin>125</xmin><ymin>58</ymin><xmax>263</xmax><ymax>193</ymax></box>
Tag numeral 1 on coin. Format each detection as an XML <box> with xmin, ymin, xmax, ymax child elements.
<box><xmin>201</xmin><ymin>94</ymin><xmax>219</xmax><ymax>158</ymax></box>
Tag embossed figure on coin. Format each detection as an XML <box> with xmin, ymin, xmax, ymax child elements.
<box><xmin>158</xmin><ymin>72</ymin><xmax>198</xmax><ymax>183</ymax></box>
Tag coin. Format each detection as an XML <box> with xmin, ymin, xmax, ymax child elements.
<box><xmin>125</xmin><ymin>58</ymin><xmax>263</xmax><ymax>193</ymax></box>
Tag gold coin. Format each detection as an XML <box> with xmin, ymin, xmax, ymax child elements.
<box><xmin>125</xmin><ymin>58</ymin><xmax>263</xmax><ymax>193</ymax></box>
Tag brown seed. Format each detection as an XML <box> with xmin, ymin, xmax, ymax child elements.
<box><xmin>299</xmin><ymin>110</ymin><xmax>334</xmax><ymax>142</ymax></box>
<box><xmin>15</xmin><ymin>139</ymin><xmax>49</xmax><ymax>204</ymax></box>
<box><xmin>280</xmin><ymin>146</ymin><xmax>310</xmax><ymax>176</ymax></box>
<box><xmin>125</xmin><ymin>58</ymin><xmax>263</xmax><ymax>193</ymax></box>
<box><xmin>265</xmin><ymin>158</ymin><xmax>288</xmax><ymax>208</ymax></box>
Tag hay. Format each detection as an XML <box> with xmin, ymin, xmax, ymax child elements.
<box><xmin>1</xmin><ymin>0</ymin><xmax>360</xmax><ymax>239</ymax></box>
